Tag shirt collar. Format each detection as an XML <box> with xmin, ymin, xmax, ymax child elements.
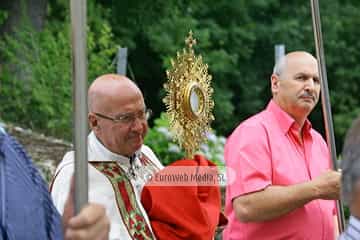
<box><xmin>349</xmin><ymin>215</ymin><xmax>360</xmax><ymax>227</ymax></box>
<box><xmin>267</xmin><ymin>99</ymin><xmax>312</xmax><ymax>135</ymax></box>
<box><xmin>0</xmin><ymin>125</ymin><xmax>5</xmax><ymax>134</ymax></box>
<box><xmin>344</xmin><ymin>215</ymin><xmax>360</xmax><ymax>238</ymax></box>
<box><xmin>88</xmin><ymin>131</ymin><xmax>141</xmax><ymax>164</ymax></box>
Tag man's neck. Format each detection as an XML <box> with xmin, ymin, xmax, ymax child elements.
<box><xmin>294</xmin><ymin>117</ymin><xmax>306</xmax><ymax>130</ymax></box>
<box><xmin>272</xmin><ymin>98</ymin><xmax>308</xmax><ymax>130</ymax></box>
<box><xmin>93</xmin><ymin>133</ymin><xmax>133</xmax><ymax>158</ymax></box>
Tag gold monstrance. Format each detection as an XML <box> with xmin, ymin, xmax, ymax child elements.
<box><xmin>163</xmin><ymin>31</ymin><xmax>214</xmax><ymax>158</ymax></box>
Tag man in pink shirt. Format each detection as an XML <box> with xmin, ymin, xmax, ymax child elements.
<box><xmin>223</xmin><ymin>51</ymin><xmax>340</xmax><ymax>240</ymax></box>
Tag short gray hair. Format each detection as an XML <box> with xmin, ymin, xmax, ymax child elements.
<box><xmin>341</xmin><ymin>117</ymin><xmax>360</xmax><ymax>204</ymax></box>
<box><xmin>273</xmin><ymin>56</ymin><xmax>287</xmax><ymax>76</ymax></box>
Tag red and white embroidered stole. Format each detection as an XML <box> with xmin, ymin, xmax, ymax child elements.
<box><xmin>90</xmin><ymin>157</ymin><xmax>159</xmax><ymax>240</ymax></box>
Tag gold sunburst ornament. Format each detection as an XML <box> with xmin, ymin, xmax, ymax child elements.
<box><xmin>163</xmin><ymin>31</ymin><xmax>214</xmax><ymax>158</ymax></box>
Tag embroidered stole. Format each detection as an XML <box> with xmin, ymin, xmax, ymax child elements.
<box><xmin>90</xmin><ymin>155</ymin><xmax>159</xmax><ymax>240</ymax></box>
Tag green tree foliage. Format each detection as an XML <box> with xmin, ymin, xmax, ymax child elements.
<box><xmin>0</xmin><ymin>24</ymin><xmax>71</xmax><ymax>136</ymax></box>
<box><xmin>1</xmin><ymin>0</ymin><xmax>359</xmax><ymax>152</ymax></box>
<box><xmin>321</xmin><ymin>1</ymin><xmax>360</xmax><ymax>149</ymax></box>
<box><xmin>102</xmin><ymin>0</ymin><xmax>360</xmax><ymax>151</ymax></box>
<box><xmin>0</xmin><ymin>9</ymin><xmax>7</xmax><ymax>26</ymax></box>
<box><xmin>0</xmin><ymin>0</ymin><xmax>117</xmax><ymax>139</ymax></box>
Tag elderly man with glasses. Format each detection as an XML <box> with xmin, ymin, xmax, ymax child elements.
<box><xmin>51</xmin><ymin>74</ymin><xmax>163</xmax><ymax>240</ymax></box>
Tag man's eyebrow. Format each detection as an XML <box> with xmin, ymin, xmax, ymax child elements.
<box><xmin>114</xmin><ymin>108</ymin><xmax>145</xmax><ymax>118</ymax></box>
<box><xmin>294</xmin><ymin>72</ymin><xmax>319</xmax><ymax>79</ymax></box>
<box><xmin>294</xmin><ymin>72</ymin><xmax>308</xmax><ymax>77</ymax></box>
<box><xmin>314</xmin><ymin>76</ymin><xmax>320</xmax><ymax>82</ymax></box>
<box><xmin>113</xmin><ymin>112</ymin><xmax>130</xmax><ymax>118</ymax></box>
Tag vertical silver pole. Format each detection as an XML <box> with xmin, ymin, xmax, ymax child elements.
<box><xmin>70</xmin><ymin>0</ymin><xmax>88</xmax><ymax>213</ymax></box>
<box><xmin>117</xmin><ymin>47</ymin><xmax>128</xmax><ymax>76</ymax></box>
<box><xmin>274</xmin><ymin>44</ymin><xmax>285</xmax><ymax>64</ymax></box>
<box><xmin>310</xmin><ymin>0</ymin><xmax>345</xmax><ymax>232</ymax></box>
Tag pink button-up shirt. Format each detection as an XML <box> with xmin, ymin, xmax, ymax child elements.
<box><xmin>223</xmin><ymin>100</ymin><xmax>335</xmax><ymax>240</ymax></box>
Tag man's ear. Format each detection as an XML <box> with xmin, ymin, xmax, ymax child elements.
<box><xmin>88</xmin><ymin>113</ymin><xmax>100</xmax><ymax>132</ymax></box>
<box><xmin>271</xmin><ymin>74</ymin><xmax>280</xmax><ymax>95</ymax></box>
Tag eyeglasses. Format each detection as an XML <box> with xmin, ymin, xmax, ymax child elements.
<box><xmin>93</xmin><ymin>108</ymin><xmax>152</xmax><ymax>125</ymax></box>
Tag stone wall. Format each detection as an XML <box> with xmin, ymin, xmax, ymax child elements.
<box><xmin>3</xmin><ymin>123</ymin><xmax>72</xmax><ymax>182</ymax></box>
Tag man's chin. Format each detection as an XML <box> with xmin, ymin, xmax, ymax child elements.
<box><xmin>292</xmin><ymin>102</ymin><xmax>313</xmax><ymax>114</ymax></box>
<box><xmin>131</xmin><ymin>139</ymin><xmax>144</xmax><ymax>151</ymax></box>
<box><xmin>299</xmin><ymin>98</ymin><xmax>317</xmax><ymax>107</ymax></box>
<box><xmin>300</xmin><ymin>97</ymin><xmax>315</xmax><ymax>103</ymax></box>
<box><xmin>296</xmin><ymin>103</ymin><xmax>315</xmax><ymax>116</ymax></box>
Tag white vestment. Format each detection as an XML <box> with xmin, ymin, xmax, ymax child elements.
<box><xmin>51</xmin><ymin>131</ymin><xmax>163</xmax><ymax>240</ymax></box>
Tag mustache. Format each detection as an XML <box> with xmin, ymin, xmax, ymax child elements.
<box><xmin>128</xmin><ymin>131</ymin><xmax>145</xmax><ymax>139</ymax></box>
<box><xmin>299</xmin><ymin>91</ymin><xmax>316</xmax><ymax>101</ymax></box>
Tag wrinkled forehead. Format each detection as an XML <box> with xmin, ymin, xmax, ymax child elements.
<box><xmin>90</xmin><ymin>77</ymin><xmax>145</xmax><ymax>112</ymax></box>
<box><xmin>106</xmin><ymin>89</ymin><xmax>145</xmax><ymax>114</ymax></box>
<box><xmin>283</xmin><ymin>55</ymin><xmax>319</xmax><ymax>77</ymax></box>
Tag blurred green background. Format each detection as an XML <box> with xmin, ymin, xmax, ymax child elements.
<box><xmin>1</xmin><ymin>0</ymin><xmax>359</xmax><ymax>160</ymax></box>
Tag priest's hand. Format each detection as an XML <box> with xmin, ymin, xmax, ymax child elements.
<box><xmin>62</xmin><ymin>176</ymin><xmax>110</xmax><ymax>240</ymax></box>
<box><xmin>63</xmin><ymin>203</ymin><xmax>110</xmax><ymax>240</ymax></box>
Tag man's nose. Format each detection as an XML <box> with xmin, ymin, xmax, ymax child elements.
<box><xmin>305</xmin><ymin>78</ymin><xmax>315</xmax><ymax>90</ymax></box>
<box><xmin>131</xmin><ymin>116</ymin><xmax>144</xmax><ymax>130</ymax></box>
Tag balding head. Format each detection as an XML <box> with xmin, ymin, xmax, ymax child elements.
<box><xmin>88</xmin><ymin>74</ymin><xmax>143</xmax><ymax>113</ymax></box>
<box><xmin>87</xmin><ymin>74</ymin><xmax>148</xmax><ymax>156</ymax></box>
<box><xmin>273</xmin><ymin>51</ymin><xmax>317</xmax><ymax>79</ymax></box>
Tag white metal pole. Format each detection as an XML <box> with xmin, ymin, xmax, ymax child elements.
<box><xmin>310</xmin><ymin>0</ymin><xmax>345</xmax><ymax>232</ymax></box>
<box><xmin>70</xmin><ymin>0</ymin><xmax>88</xmax><ymax>213</ymax></box>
